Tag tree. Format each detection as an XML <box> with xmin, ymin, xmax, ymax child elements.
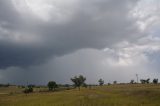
<box><xmin>140</xmin><ymin>78</ymin><xmax>150</xmax><ymax>84</ymax></box>
<box><xmin>140</xmin><ymin>79</ymin><xmax>145</xmax><ymax>84</ymax></box>
<box><xmin>98</xmin><ymin>79</ymin><xmax>104</xmax><ymax>86</ymax></box>
<box><xmin>71</xmin><ymin>75</ymin><xmax>86</xmax><ymax>91</ymax></box>
<box><xmin>153</xmin><ymin>79</ymin><xmax>158</xmax><ymax>84</ymax></box>
<box><xmin>146</xmin><ymin>78</ymin><xmax>150</xmax><ymax>84</ymax></box>
<box><xmin>130</xmin><ymin>80</ymin><xmax>134</xmax><ymax>84</ymax></box>
<box><xmin>24</xmin><ymin>85</ymin><xmax>33</xmax><ymax>94</ymax></box>
<box><xmin>47</xmin><ymin>81</ymin><xmax>57</xmax><ymax>91</ymax></box>
<box><xmin>113</xmin><ymin>81</ymin><xmax>117</xmax><ymax>84</ymax></box>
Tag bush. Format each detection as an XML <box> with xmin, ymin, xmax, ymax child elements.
<box><xmin>47</xmin><ymin>81</ymin><xmax>58</xmax><ymax>91</ymax></box>
<box><xmin>23</xmin><ymin>85</ymin><xmax>33</xmax><ymax>94</ymax></box>
<box><xmin>153</xmin><ymin>79</ymin><xmax>158</xmax><ymax>84</ymax></box>
<box><xmin>82</xmin><ymin>83</ymin><xmax>88</xmax><ymax>88</ymax></box>
<box><xmin>108</xmin><ymin>83</ymin><xmax>111</xmax><ymax>86</ymax></box>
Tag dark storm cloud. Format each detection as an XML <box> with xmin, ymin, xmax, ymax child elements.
<box><xmin>0</xmin><ymin>0</ymin><xmax>140</xmax><ymax>68</ymax></box>
<box><xmin>1</xmin><ymin>0</ymin><xmax>160</xmax><ymax>85</ymax></box>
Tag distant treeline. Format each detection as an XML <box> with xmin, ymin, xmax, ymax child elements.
<box><xmin>0</xmin><ymin>75</ymin><xmax>159</xmax><ymax>94</ymax></box>
<box><xmin>0</xmin><ymin>83</ymin><xmax>10</xmax><ymax>87</ymax></box>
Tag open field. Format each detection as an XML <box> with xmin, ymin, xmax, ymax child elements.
<box><xmin>0</xmin><ymin>84</ymin><xmax>160</xmax><ymax>106</ymax></box>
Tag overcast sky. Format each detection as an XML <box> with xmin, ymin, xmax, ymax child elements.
<box><xmin>0</xmin><ymin>0</ymin><xmax>160</xmax><ymax>85</ymax></box>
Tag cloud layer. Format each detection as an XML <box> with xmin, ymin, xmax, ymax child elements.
<box><xmin>0</xmin><ymin>0</ymin><xmax>160</xmax><ymax>84</ymax></box>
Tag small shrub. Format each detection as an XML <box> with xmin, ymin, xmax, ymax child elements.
<box><xmin>47</xmin><ymin>81</ymin><xmax>58</xmax><ymax>91</ymax></box>
<box><xmin>82</xmin><ymin>83</ymin><xmax>88</xmax><ymax>88</ymax></box>
<box><xmin>153</xmin><ymin>79</ymin><xmax>158</xmax><ymax>84</ymax></box>
<box><xmin>108</xmin><ymin>83</ymin><xmax>111</xmax><ymax>85</ymax></box>
<box><xmin>23</xmin><ymin>85</ymin><xmax>33</xmax><ymax>94</ymax></box>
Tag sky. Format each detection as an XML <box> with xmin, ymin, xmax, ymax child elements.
<box><xmin>0</xmin><ymin>0</ymin><xmax>160</xmax><ymax>85</ymax></box>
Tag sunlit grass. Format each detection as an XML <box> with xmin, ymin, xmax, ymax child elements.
<box><xmin>0</xmin><ymin>84</ymin><xmax>160</xmax><ymax>106</ymax></box>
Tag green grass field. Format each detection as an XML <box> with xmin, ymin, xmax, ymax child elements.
<box><xmin>0</xmin><ymin>84</ymin><xmax>160</xmax><ymax>106</ymax></box>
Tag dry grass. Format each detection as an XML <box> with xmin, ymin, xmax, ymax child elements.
<box><xmin>0</xmin><ymin>84</ymin><xmax>160</xmax><ymax>106</ymax></box>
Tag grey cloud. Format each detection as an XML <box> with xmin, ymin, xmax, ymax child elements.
<box><xmin>0</xmin><ymin>0</ymin><xmax>140</xmax><ymax>68</ymax></box>
<box><xmin>1</xmin><ymin>0</ymin><xmax>160</xmax><ymax>85</ymax></box>
<box><xmin>1</xmin><ymin>48</ymin><xmax>160</xmax><ymax>85</ymax></box>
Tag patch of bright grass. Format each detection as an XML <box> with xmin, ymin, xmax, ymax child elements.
<box><xmin>0</xmin><ymin>84</ymin><xmax>160</xmax><ymax>106</ymax></box>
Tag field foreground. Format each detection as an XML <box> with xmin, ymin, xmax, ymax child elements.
<box><xmin>0</xmin><ymin>84</ymin><xmax>160</xmax><ymax>106</ymax></box>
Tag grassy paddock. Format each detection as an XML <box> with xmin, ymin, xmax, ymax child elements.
<box><xmin>0</xmin><ymin>84</ymin><xmax>160</xmax><ymax>106</ymax></box>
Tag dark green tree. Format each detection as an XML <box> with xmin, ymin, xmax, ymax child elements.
<box><xmin>71</xmin><ymin>75</ymin><xmax>86</xmax><ymax>91</ymax></box>
<box><xmin>24</xmin><ymin>85</ymin><xmax>33</xmax><ymax>94</ymax></box>
<box><xmin>146</xmin><ymin>78</ymin><xmax>150</xmax><ymax>84</ymax></box>
<box><xmin>153</xmin><ymin>79</ymin><xmax>158</xmax><ymax>84</ymax></box>
<box><xmin>113</xmin><ymin>81</ymin><xmax>117</xmax><ymax>84</ymax></box>
<box><xmin>140</xmin><ymin>78</ymin><xmax>150</xmax><ymax>84</ymax></box>
<box><xmin>47</xmin><ymin>81</ymin><xmax>58</xmax><ymax>91</ymax></box>
<box><xmin>130</xmin><ymin>80</ymin><xmax>134</xmax><ymax>84</ymax></box>
<box><xmin>98</xmin><ymin>79</ymin><xmax>104</xmax><ymax>86</ymax></box>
